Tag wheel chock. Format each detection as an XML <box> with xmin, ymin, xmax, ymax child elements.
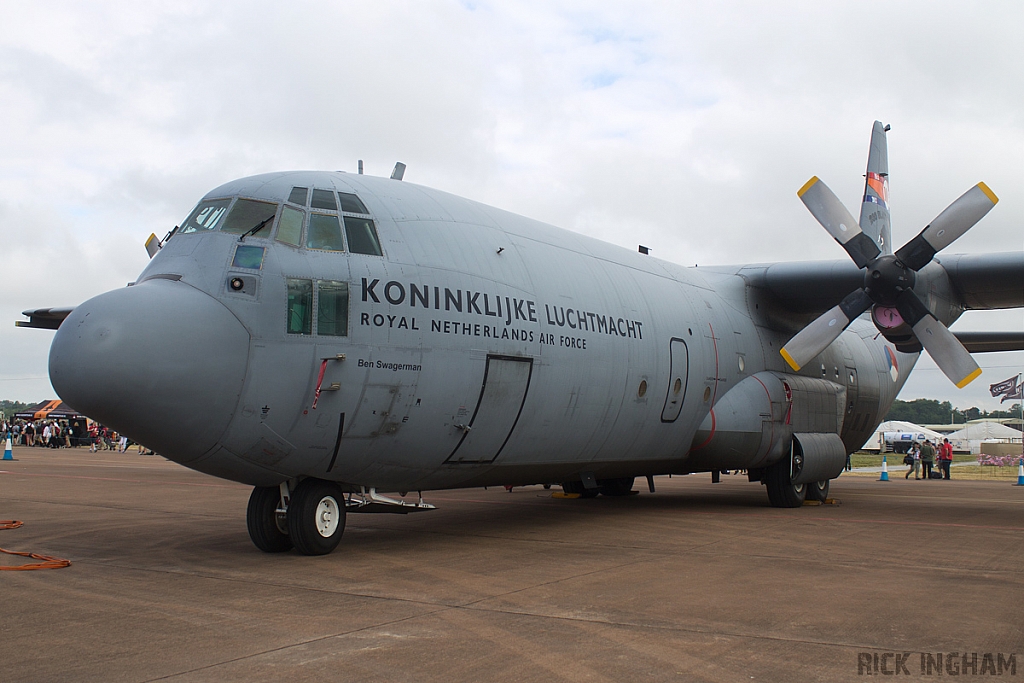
<box><xmin>551</xmin><ymin>492</ymin><xmax>581</xmax><ymax>499</ymax></box>
<box><xmin>802</xmin><ymin>499</ymin><xmax>822</xmax><ymax>506</ymax></box>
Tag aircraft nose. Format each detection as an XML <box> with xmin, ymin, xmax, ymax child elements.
<box><xmin>49</xmin><ymin>279</ymin><xmax>250</xmax><ymax>463</ymax></box>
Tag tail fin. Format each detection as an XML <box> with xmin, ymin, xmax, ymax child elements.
<box><xmin>859</xmin><ymin>121</ymin><xmax>892</xmax><ymax>255</ymax></box>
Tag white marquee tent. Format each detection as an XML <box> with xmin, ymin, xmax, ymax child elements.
<box><xmin>947</xmin><ymin>421</ymin><xmax>1022</xmax><ymax>454</ymax></box>
<box><xmin>861</xmin><ymin>420</ymin><xmax>948</xmax><ymax>452</ymax></box>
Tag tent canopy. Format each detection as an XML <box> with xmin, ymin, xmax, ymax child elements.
<box><xmin>14</xmin><ymin>400</ymin><xmax>87</xmax><ymax>421</ymax></box>
<box><xmin>862</xmin><ymin>420</ymin><xmax>947</xmax><ymax>451</ymax></box>
<box><xmin>948</xmin><ymin>421</ymin><xmax>1022</xmax><ymax>442</ymax></box>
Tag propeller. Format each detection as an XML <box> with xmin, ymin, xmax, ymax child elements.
<box><xmin>781</xmin><ymin>178</ymin><xmax>997</xmax><ymax>388</ymax></box>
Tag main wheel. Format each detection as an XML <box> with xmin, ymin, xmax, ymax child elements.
<box><xmin>765</xmin><ymin>459</ymin><xmax>806</xmax><ymax>508</ymax></box>
<box><xmin>287</xmin><ymin>479</ymin><xmax>346</xmax><ymax>556</ymax></box>
<box><xmin>598</xmin><ymin>477</ymin><xmax>636</xmax><ymax>496</ymax></box>
<box><xmin>806</xmin><ymin>479</ymin><xmax>829</xmax><ymax>503</ymax></box>
<box><xmin>247</xmin><ymin>486</ymin><xmax>292</xmax><ymax>553</ymax></box>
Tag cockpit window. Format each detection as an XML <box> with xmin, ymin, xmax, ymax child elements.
<box><xmin>344</xmin><ymin>216</ymin><xmax>382</xmax><ymax>256</ymax></box>
<box><xmin>317</xmin><ymin>281</ymin><xmax>349</xmax><ymax>336</ymax></box>
<box><xmin>286</xmin><ymin>279</ymin><xmax>313</xmax><ymax>335</ymax></box>
<box><xmin>220</xmin><ymin>199</ymin><xmax>279</xmax><ymax>235</ymax></box>
<box><xmin>306</xmin><ymin>214</ymin><xmax>345</xmax><ymax>251</ymax></box>
<box><xmin>338</xmin><ymin>192</ymin><xmax>368</xmax><ymax>214</ymax></box>
<box><xmin>277</xmin><ymin>206</ymin><xmax>304</xmax><ymax>247</ymax></box>
<box><xmin>288</xmin><ymin>187</ymin><xmax>309</xmax><ymax>205</ymax></box>
<box><xmin>179</xmin><ymin>199</ymin><xmax>231</xmax><ymax>233</ymax></box>
<box><xmin>310</xmin><ymin>189</ymin><xmax>337</xmax><ymax>211</ymax></box>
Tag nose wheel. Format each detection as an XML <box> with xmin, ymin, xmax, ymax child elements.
<box><xmin>247</xmin><ymin>479</ymin><xmax>347</xmax><ymax>555</ymax></box>
<box><xmin>286</xmin><ymin>478</ymin><xmax>346</xmax><ymax>555</ymax></box>
<box><xmin>246</xmin><ymin>486</ymin><xmax>292</xmax><ymax>553</ymax></box>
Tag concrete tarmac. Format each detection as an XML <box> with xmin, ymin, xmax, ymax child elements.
<box><xmin>1</xmin><ymin>446</ymin><xmax>1022</xmax><ymax>682</ymax></box>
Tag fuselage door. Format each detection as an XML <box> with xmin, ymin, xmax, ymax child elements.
<box><xmin>445</xmin><ymin>355</ymin><xmax>533</xmax><ymax>464</ymax></box>
<box><xmin>661</xmin><ymin>338</ymin><xmax>689</xmax><ymax>423</ymax></box>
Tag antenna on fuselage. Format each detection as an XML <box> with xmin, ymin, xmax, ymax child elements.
<box><xmin>391</xmin><ymin>162</ymin><xmax>406</xmax><ymax>181</ymax></box>
<box><xmin>358</xmin><ymin>160</ymin><xmax>363</xmax><ymax>175</ymax></box>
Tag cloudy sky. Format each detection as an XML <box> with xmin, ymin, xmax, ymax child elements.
<box><xmin>1</xmin><ymin>1</ymin><xmax>1021</xmax><ymax>412</ymax></box>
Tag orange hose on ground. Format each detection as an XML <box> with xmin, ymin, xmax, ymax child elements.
<box><xmin>0</xmin><ymin>521</ymin><xmax>72</xmax><ymax>570</ymax></box>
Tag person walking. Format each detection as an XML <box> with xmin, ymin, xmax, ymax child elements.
<box><xmin>905</xmin><ymin>442</ymin><xmax>921</xmax><ymax>479</ymax></box>
<box><xmin>920</xmin><ymin>439</ymin><xmax>935</xmax><ymax>480</ymax></box>
<box><xmin>939</xmin><ymin>438</ymin><xmax>954</xmax><ymax>480</ymax></box>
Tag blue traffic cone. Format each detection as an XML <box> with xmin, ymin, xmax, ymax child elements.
<box><xmin>879</xmin><ymin>455</ymin><xmax>889</xmax><ymax>481</ymax></box>
<box><xmin>1015</xmin><ymin>458</ymin><xmax>1024</xmax><ymax>486</ymax></box>
<box><xmin>2</xmin><ymin>436</ymin><xmax>13</xmax><ymax>461</ymax></box>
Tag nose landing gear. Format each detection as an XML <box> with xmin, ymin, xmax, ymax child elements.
<box><xmin>246</xmin><ymin>478</ymin><xmax>346</xmax><ymax>556</ymax></box>
<box><xmin>246</xmin><ymin>486</ymin><xmax>292</xmax><ymax>553</ymax></box>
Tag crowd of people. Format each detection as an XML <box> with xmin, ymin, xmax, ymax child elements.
<box><xmin>903</xmin><ymin>437</ymin><xmax>955</xmax><ymax>480</ymax></box>
<box><xmin>1</xmin><ymin>418</ymin><xmax>83</xmax><ymax>448</ymax></box>
<box><xmin>1</xmin><ymin>418</ymin><xmax>150</xmax><ymax>453</ymax></box>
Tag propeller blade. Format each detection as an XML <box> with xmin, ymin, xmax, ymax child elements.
<box><xmin>894</xmin><ymin>290</ymin><xmax>982</xmax><ymax>388</ymax></box>
<box><xmin>798</xmin><ymin>177</ymin><xmax>881</xmax><ymax>268</ymax></box>
<box><xmin>895</xmin><ymin>183</ymin><xmax>999</xmax><ymax>271</ymax></box>
<box><xmin>781</xmin><ymin>289</ymin><xmax>873</xmax><ymax>371</ymax></box>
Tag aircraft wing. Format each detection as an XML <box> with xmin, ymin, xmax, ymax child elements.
<box><xmin>938</xmin><ymin>252</ymin><xmax>1024</xmax><ymax>310</ymax></box>
<box><xmin>731</xmin><ymin>259</ymin><xmax>864</xmax><ymax>315</ymax></box>
<box><xmin>17</xmin><ymin>306</ymin><xmax>76</xmax><ymax>330</ymax></box>
<box><xmin>953</xmin><ymin>331</ymin><xmax>1024</xmax><ymax>353</ymax></box>
<box><xmin>728</xmin><ymin>251</ymin><xmax>1023</xmax><ymax>316</ymax></box>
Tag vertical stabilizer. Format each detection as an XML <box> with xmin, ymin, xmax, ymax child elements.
<box><xmin>859</xmin><ymin>121</ymin><xmax>892</xmax><ymax>254</ymax></box>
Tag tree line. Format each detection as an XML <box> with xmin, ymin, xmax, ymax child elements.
<box><xmin>1</xmin><ymin>400</ymin><xmax>33</xmax><ymax>418</ymax></box>
<box><xmin>886</xmin><ymin>398</ymin><xmax>1022</xmax><ymax>425</ymax></box>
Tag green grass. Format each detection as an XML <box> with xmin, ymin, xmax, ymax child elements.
<box><xmin>846</xmin><ymin>451</ymin><xmax>1020</xmax><ymax>480</ymax></box>
<box><xmin>849</xmin><ymin>452</ymin><xmax>978</xmax><ymax>468</ymax></box>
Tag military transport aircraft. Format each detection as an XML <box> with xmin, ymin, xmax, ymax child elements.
<box><xmin>20</xmin><ymin>122</ymin><xmax>1024</xmax><ymax>555</ymax></box>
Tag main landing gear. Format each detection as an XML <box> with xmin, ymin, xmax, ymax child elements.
<box><xmin>762</xmin><ymin>446</ymin><xmax>832</xmax><ymax>507</ymax></box>
<box><xmin>246</xmin><ymin>478</ymin><xmax>346</xmax><ymax>556</ymax></box>
<box><xmin>764</xmin><ymin>457</ymin><xmax>806</xmax><ymax>508</ymax></box>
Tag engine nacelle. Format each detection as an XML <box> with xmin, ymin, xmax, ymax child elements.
<box><xmin>687</xmin><ymin>372</ymin><xmax>847</xmax><ymax>473</ymax></box>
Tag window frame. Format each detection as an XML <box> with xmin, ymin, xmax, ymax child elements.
<box><xmin>284</xmin><ymin>277</ymin><xmax>350</xmax><ymax>338</ymax></box>
<box><xmin>285</xmin><ymin>278</ymin><xmax>314</xmax><ymax>336</ymax></box>
<box><xmin>306</xmin><ymin>212</ymin><xmax>347</xmax><ymax>252</ymax></box>
<box><xmin>276</xmin><ymin>205</ymin><xmax>305</xmax><ymax>247</ymax></box>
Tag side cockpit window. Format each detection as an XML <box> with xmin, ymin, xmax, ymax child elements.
<box><xmin>286</xmin><ymin>278</ymin><xmax>313</xmax><ymax>335</ymax></box>
<box><xmin>344</xmin><ymin>216</ymin><xmax>382</xmax><ymax>256</ymax></box>
<box><xmin>338</xmin><ymin>192</ymin><xmax>382</xmax><ymax>256</ymax></box>
<box><xmin>317</xmin><ymin>281</ymin><xmax>349</xmax><ymax>336</ymax></box>
<box><xmin>286</xmin><ymin>278</ymin><xmax>349</xmax><ymax>337</ymax></box>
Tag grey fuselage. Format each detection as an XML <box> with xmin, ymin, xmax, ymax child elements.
<box><xmin>48</xmin><ymin>171</ymin><xmax>917</xmax><ymax>491</ymax></box>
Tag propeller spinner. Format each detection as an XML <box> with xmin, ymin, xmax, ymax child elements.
<box><xmin>780</xmin><ymin>177</ymin><xmax>997</xmax><ymax>388</ymax></box>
